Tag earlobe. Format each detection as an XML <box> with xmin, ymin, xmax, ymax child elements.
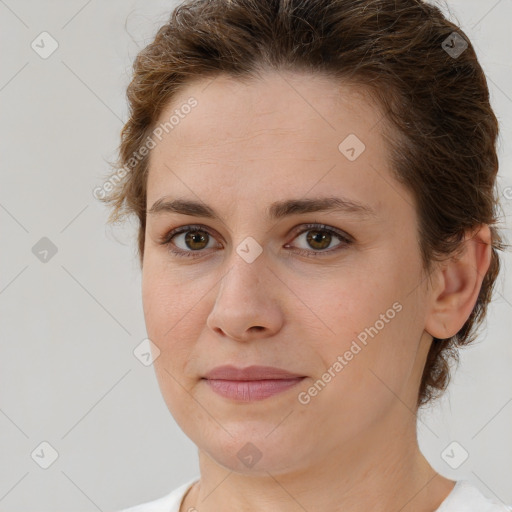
<box><xmin>425</xmin><ymin>225</ymin><xmax>492</xmax><ymax>340</ymax></box>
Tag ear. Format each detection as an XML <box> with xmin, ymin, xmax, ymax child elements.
<box><xmin>425</xmin><ymin>225</ymin><xmax>492</xmax><ymax>339</ymax></box>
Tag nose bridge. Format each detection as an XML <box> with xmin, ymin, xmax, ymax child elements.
<box><xmin>207</xmin><ymin>243</ymin><xmax>282</xmax><ymax>339</ymax></box>
<box><xmin>219</xmin><ymin>242</ymin><xmax>266</xmax><ymax>303</ymax></box>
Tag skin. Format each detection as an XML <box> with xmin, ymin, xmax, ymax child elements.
<box><xmin>141</xmin><ymin>70</ymin><xmax>491</xmax><ymax>512</ymax></box>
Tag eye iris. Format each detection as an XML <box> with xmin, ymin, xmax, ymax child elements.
<box><xmin>307</xmin><ymin>230</ymin><xmax>331</xmax><ymax>250</ymax></box>
<box><xmin>185</xmin><ymin>230</ymin><xmax>209</xmax><ymax>250</ymax></box>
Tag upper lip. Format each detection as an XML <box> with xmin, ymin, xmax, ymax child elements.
<box><xmin>203</xmin><ymin>365</ymin><xmax>305</xmax><ymax>380</ymax></box>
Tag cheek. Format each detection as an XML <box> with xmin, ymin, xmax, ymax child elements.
<box><xmin>300</xmin><ymin>260</ymin><xmax>421</xmax><ymax>385</ymax></box>
<box><xmin>142</xmin><ymin>255</ymin><xmax>199</xmax><ymax>332</ymax></box>
<box><xmin>142</xmin><ymin>268</ymin><xmax>204</xmax><ymax>418</ymax></box>
<box><xmin>142</xmin><ymin>264</ymin><xmax>201</xmax><ymax>372</ymax></box>
<box><xmin>296</xmin><ymin>266</ymin><xmax>394</xmax><ymax>340</ymax></box>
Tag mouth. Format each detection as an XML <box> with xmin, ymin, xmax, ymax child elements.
<box><xmin>202</xmin><ymin>377</ymin><xmax>306</xmax><ymax>402</ymax></box>
<box><xmin>203</xmin><ymin>364</ymin><xmax>305</xmax><ymax>381</ymax></box>
<box><xmin>201</xmin><ymin>365</ymin><xmax>307</xmax><ymax>401</ymax></box>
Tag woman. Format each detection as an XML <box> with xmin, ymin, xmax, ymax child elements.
<box><xmin>102</xmin><ymin>0</ymin><xmax>510</xmax><ymax>510</ymax></box>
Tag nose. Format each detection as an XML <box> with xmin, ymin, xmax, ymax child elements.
<box><xmin>206</xmin><ymin>254</ymin><xmax>284</xmax><ymax>342</ymax></box>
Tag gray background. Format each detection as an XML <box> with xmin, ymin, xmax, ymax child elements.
<box><xmin>0</xmin><ymin>0</ymin><xmax>511</xmax><ymax>510</ymax></box>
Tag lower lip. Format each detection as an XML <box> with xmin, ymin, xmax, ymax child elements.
<box><xmin>203</xmin><ymin>377</ymin><xmax>305</xmax><ymax>401</ymax></box>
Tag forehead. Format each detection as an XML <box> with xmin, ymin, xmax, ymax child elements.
<box><xmin>146</xmin><ymin>71</ymin><xmax>409</xmax><ymax>219</ymax></box>
<box><xmin>154</xmin><ymin>70</ymin><xmax>385</xmax><ymax>151</ymax></box>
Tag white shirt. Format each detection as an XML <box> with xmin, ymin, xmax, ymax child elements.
<box><xmin>118</xmin><ymin>477</ymin><xmax>512</xmax><ymax>512</ymax></box>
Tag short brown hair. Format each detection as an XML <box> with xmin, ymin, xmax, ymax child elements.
<box><xmin>100</xmin><ymin>0</ymin><xmax>505</xmax><ymax>408</ymax></box>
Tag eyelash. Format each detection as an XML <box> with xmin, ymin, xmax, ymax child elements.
<box><xmin>158</xmin><ymin>223</ymin><xmax>354</xmax><ymax>259</ymax></box>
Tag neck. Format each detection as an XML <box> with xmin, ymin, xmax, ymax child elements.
<box><xmin>182</xmin><ymin>407</ymin><xmax>455</xmax><ymax>512</ymax></box>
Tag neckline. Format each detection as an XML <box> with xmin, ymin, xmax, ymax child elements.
<box><xmin>433</xmin><ymin>479</ymin><xmax>460</xmax><ymax>511</ymax></box>
<box><xmin>178</xmin><ymin>478</ymin><xmax>462</xmax><ymax>511</ymax></box>
<box><xmin>178</xmin><ymin>478</ymin><xmax>200</xmax><ymax>512</ymax></box>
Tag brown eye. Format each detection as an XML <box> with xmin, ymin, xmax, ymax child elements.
<box><xmin>305</xmin><ymin>229</ymin><xmax>333</xmax><ymax>250</ymax></box>
<box><xmin>286</xmin><ymin>224</ymin><xmax>353</xmax><ymax>258</ymax></box>
<box><xmin>184</xmin><ymin>230</ymin><xmax>210</xmax><ymax>251</ymax></box>
<box><xmin>160</xmin><ymin>223</ymin><xmax>353</xmax><ymax>260</ymax></box>
<box><xmin>160</xmin><ymin>225</ymin><xmax>221</xmax><ymax>258</ymax></box>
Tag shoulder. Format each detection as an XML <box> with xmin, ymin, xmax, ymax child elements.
<box><xmin>436</xmin><ymin>480</ymin><xmax>512</xmax><ymax>512</ymax></box>
<box><xmin>116</xmin><ymin>477</ymin><xmax>199</xmax><ymax>512</ymax></box>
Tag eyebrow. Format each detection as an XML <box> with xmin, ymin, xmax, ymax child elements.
<box><xmin>147</xmin><ymin>195</ymin><xmax>377</xmax><ymax>221</ymax></box>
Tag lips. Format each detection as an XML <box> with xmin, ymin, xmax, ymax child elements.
<box><xmin>202</xmin><ymin>364</ymin><xmax>304</xmax><ymax>381</ymax></box>
<box><xmin>205</xmin><ymin>378</ymin><xmax>304</xmax><ymax>401</ymax></box>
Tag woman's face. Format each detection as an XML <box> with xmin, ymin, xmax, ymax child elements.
<box><xmin>142</xmin><ymin>71</ymin><xmax>433</xmax><ymax>475</ymax></box>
